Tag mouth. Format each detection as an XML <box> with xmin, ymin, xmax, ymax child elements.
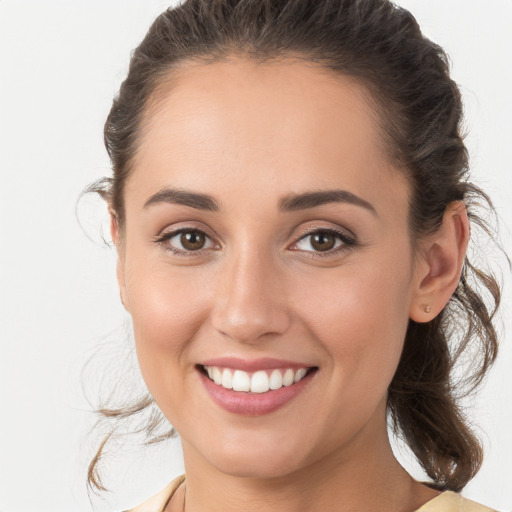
<box><xmin>198</xmin><ymin>364</ymin><xmax>316</xmax><ymax>394</ymax></box>
<box><xmin>196</xmin><ymin>357</ymin><xmax>319</xmax><ymax>415</ymax></box>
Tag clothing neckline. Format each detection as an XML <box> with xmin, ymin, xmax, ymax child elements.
<box><xmin>126</xmin><ymin>475</ymin><xmax>494</xmax><ymax>512</ymax></box>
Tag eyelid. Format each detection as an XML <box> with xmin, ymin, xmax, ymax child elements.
<box><xmin>288</xmin><ymin>225</ymin><xmax>356</xmax><ymax>257</ymax></box>
<box><xmin>154</xmin><ymin>224</ymin><xmax>220</xmax><ymax>257</ymax></box>
<box><xmin>154</xmin><ymin>223</ymin><xmax>356</xmax><ymax>258</ymax></box>
<box><xmin>293</xmin><ymin>223</ymin><xmax>356</xmax><ymax>243</ymax></box>
<box><xmin>156</xmin><ymin>220</ymin><xmax>220</xmax><ymax>244</ymax></box>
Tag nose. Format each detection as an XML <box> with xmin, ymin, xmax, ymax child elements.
<box><xmin>209</xmin><ymin>245</ymin><xmax>291</xmax><ymax>345</ymax></box>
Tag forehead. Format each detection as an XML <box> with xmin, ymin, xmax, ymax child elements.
<box><xmin>128</xmin><ymin>56</ymin><xmax>408</xmax><ymax>215</ymax></box>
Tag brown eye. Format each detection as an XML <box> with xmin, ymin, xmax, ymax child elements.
<box><xmin>310</xmin><ymin>232</ymin><xmax>336</xmax><ymax>251</ymax></box>
<box><xmin>159</xmin><ymin>228</ymin><xmax>216</xmax><ymax>254</ymax></box>
<box><xmin>294</xmin><ymin>229</ymin><xmax>349</xmax><ymax>254</ymax></box>
<box><xmin>180</xmin><ymin>231</ymin><xmax>206</xmax><ymax>251</ymax></box>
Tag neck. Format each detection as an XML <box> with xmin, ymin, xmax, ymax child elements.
<box><xmin>173</xmin><ymin>418</ymin><xmax>439</xmax><ymax>512</ymax></box>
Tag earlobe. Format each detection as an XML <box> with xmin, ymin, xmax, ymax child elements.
<box><xmin>109</xmin><ymin>209</ymin><xmax>120</xmax><ymax>246</ymax></box>
<box><xmin>116</xmin><ymin>259</ymin><xmax>129</xmax><ymax>312</ymax></box>
<box><xmin>410</xmin><ymin>201</ymin><xmax>469</xmax><ymax>323</ymax></box>
<box><xmin>110</xmin><ymin>211</ymin><xmax>130</xmax><ymax>313</ymax></box>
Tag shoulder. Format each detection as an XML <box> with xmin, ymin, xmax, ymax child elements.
<box><xmin>123</xmin><ymin>474</ymin><xmax>186</xmax><ymax>512</ymax></box>
<box><xmin>415</xmin><ymin>491</ymin><xmax>498</xmax><ymax>512</ymax></box>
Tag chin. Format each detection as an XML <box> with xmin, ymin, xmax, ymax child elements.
<box><xmin>199</xmin><ymin>433</ymin><xmax>313</xmax><ymax>480</ymax></box>
<box><xmin>214</xmin><ymin>454</ymin><xmax>306</xmax><ymax>480</ymax></box>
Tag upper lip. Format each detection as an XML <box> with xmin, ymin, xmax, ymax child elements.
<box><xmin>199</xmin><ymin>357</ymin><xmax>315</xmax><ymax>373</ymax></box>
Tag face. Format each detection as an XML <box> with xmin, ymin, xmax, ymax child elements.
<box><xmin>115</xmin><ymin>57</ymin><xmax>423</xmax><ymax>479</ymax></box>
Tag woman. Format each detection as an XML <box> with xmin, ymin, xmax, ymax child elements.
<box><xmin>87</xmin><ymin>0</ymin><xmax>503</xmax><ymax>510</ymax></box>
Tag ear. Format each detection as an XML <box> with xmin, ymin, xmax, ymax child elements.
<box><xmin>110</xmin><ymin>211</ymin><xmax>130</xmax><ymax>313</ymax></box>
<box><xmin>409</xmin><ymin>201</ymin><xmax>469</xmax><ymax>323</ymax></box>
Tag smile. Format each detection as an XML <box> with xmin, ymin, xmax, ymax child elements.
<box><xmin>198</xmin><ymin>362</ymin><xmax>318</xmax><ymax>416</ymax></box>
<box><xmin>203</xmin><ymin>365</ymin><xmax>310</xmax><ymax>393</ymax></box>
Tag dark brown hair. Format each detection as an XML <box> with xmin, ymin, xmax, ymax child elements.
<box><xmin>86</xmin><ymin>0</ymin><xmax>502</xmax><ymax>494</ymax></box>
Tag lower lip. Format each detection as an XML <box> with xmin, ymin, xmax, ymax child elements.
<box><xmin>199</xmin><ymin>368</ymin><xmax>316</xmax><ymax>416</ymax></box>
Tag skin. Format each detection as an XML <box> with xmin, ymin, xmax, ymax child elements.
<box><xmin>112</xmin><ymin>57</ymin><xmax>469</xmax><ymax>511</ymax></box>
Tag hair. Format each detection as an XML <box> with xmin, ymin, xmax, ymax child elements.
<box><xmin>86</xmin><ymin>0</ymin><xmax>503</xmax><ymax>495</ymax></box>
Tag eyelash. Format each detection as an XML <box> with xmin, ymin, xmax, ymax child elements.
<box><xmin>154</xmin><ymin>226</ymin><xmax>356</xmax><ymax>259</ymax></box>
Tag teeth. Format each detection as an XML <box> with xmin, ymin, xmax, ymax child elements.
<box><xmin>251</xmin><ymin>370</ymin><xmax>269</xmax><ymax>393</ymax></box>
<box><xmin>204</xmin><ymin>365</ymin><xmax>310</xmax><ymax>393</ymax></box>
<box><xmin>213</xmin><ymin>367</ymin><xmax>222</xmax><ymax>385</ymax></box>
<box><xmin>221</xmin><ymin>368</ymin><xmax>233</xmax><ymax>389</ymax></box>
<box><xmin>283</xmin><ymin>369</ymin><xmax>294</xmax><ymax>386</ymax></box>
<box><xmin>269</xmin><ymin>369</ymin><xmax>283</xmax><ymax>390</ymax></box>
<box><xmin>294</xmin><ymin>368</ymin><xmax>307</xmax><ymax>383</ymax></box>
<box><xmin>232</xmin><ymin>370</ymin><xmax>250</xmax><ymax>392</ymax></box>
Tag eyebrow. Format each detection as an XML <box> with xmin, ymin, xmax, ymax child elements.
<box><xmin>279</xmin><ymin>189</ymin><xmax>377</xmax><ymax>215</ymax></box>
<box><xmin>143</xmin><ymin>187</ymin><xmax>376</xmax><ymax>215</ymax></box>
<box><xmin>144</xmin><ymin>188</ymin><xmax>220</xmax><ymax>211</ymax></box>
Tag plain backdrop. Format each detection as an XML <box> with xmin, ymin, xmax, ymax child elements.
<box><xmin>0</xmin><ymin>1</ymin><xmax>511</xmax><ymax>511</ymax></box>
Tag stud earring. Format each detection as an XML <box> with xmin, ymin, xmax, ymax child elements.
<box><xmin>421</xmin><ymin>304</ymin><xmax>432</xmax><ymax>313</ymax></box>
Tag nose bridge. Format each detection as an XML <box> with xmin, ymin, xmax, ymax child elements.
<box><xmin>210</xmin><ymin>237</ymin><xmax>290</xmax><ymax>344</ymax></box>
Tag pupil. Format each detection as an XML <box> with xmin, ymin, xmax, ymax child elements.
<box><xmin>181</xmin><ymin>231</ymin><xmax>205</xmax><ymax>250</ymax></box>
<box><xmin>312</xmin><ymin>232</ymin><xmax>335</xmax><ymax>251</ymax></box>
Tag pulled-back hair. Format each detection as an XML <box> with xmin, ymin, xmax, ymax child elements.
<box><xmin>87</xmin><ymin>0</ymin><xmax>502</xmax><ymax>494</ymax></box>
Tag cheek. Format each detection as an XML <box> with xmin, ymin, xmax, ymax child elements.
<box><xmin>123</xmin><ymin>256</ymin><xmax>212</xmax><ymax>389</ymax></box>
<box><xmin>295</xmin><ymin>254</ymin><xmax>413</xmax><ymax>386</ymax></box>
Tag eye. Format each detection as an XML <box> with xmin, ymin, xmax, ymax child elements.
<box><xmin>292</xmin><ymin>228</ymin><xmax>354</xmax><ymax>255</ymax></box>
<box><xmin>156</xmin><ymin>228</ymin><xmax>216</xmax><ymax>255</ymax></box>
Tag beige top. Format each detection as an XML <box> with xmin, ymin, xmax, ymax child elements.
<box><xmin>125</xmin><ymin>475</ymin><xmax>497</xmax><ymax>512</ymax></box>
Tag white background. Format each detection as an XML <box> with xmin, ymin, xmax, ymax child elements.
<box><xmin>0</xmin><ymin>1</ymin><xmax>510</xmax><ymax>511</ymax></box>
